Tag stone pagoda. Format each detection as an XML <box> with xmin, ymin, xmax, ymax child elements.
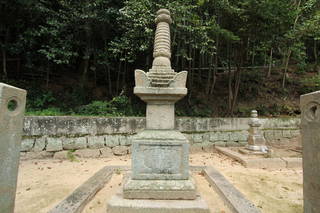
<box><xmin>107</xmin><ymin>9</ymin><xmax>209</xmax><ymax>213</ymax></box>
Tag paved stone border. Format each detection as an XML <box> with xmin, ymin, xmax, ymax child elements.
<box><xmin>216</xmin><ymin>147</ymin><xmax>302</xmax><ymax>169</ymax></box>
<box><xmin>48</xmin><ymin>165</ymin><xmax>260</xmax><ymax>213</ymax></box>
<box><xmin>48</xmin><ymin>166</ymin><xmax>123</xmax><ymax>213</ymax></box>
<box><xmin>204</xmin><ymin>167</ymin><xmax>261</xmax><ymax>213</ymax></box>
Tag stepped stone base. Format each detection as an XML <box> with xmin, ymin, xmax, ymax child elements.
<box><xmin>123</xmin><ymin>176</ymin><xmax>197</xmax><ymax>200</ymax></box>
<box><xmin>107</xmin><ymin>192</ymin><xmax>210</xmax><ymax>213</ymax></box>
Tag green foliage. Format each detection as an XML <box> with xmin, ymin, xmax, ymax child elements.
<box><xmin>67</xmin><ymin>150</ymin><xmax>78</xmax><ymax>162</ymax></box>
<box><xmin>300</xmin><ymin>75</ymin><xmax>320</xmax><ymax>94</ymax></box>
<box><xmin>74</xmin><ymin>95</ymin><xmax>138</xmax><ymax>116</ymax></box>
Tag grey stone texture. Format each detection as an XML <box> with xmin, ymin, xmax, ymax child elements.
<box><xmin>49</xmin><ymin>166</ymin><xmax>113</xmax><ymax>213</ymax></box>
<box><xmin>300</xmin><ymin>91</ymin><xmax>320</xmax><ymax>213</ymax></box>
<box><xmin>53</xmin><ymin>151</ymin><xmax>69</xmax><ymax>160</ymax></box>
<box><xmin>105</xmin><ymin>135</ymin><xmax>120</xmax><ymax>148</ymax></box>
<box><xmin>20</xmin><ymin>151</ymin><xmax>53</xmax><ymax>160</ymax></box>
<box><xmin>32</xmin><ymin>137</ymin><xmax>46</xmax><ymax>152</ymax></box>
<box><xmin>21</xmin><ymin>138</ymin><xmax>34</xmax><ymax>151</ymax></box>
<box><xmin>74</xmin><ymin>149</ymin><xmax>100</xmax><ymax>158</ymax></box>
<box><xmin>107</xmin><ymin>192</ymin><xmax>210</xmax><ymax>213</ymax></box>
<box><xmin>63</xmin><ymin>137</ymin><xmax>87</xmax><ymax>150</ymax></box>
<box><xmin>0</xmin><ymin>83</ymin><xmax>27</xmax><ymax>213</ymax></box>
<box><xmin>20</xmin><ymin>116</ymin><xmax>301</xmax><ymax>155</ymax></box>
<box><xmin>204</xmin><ymin>167</ymin><xmax>261</xmax><ymax>213</ymax></box>
<box><xmin>46</xmin><ymin>137</ymin><xmax>63</xmax><ymax>152</ymax></box>
<box><xmin>112</xmin><ymin>146</ymin><xmax>129</xmax><ymax>156</ymax></box>
<box><xmin>123</xmin><ymin>176</ymin><xmax>197</xmax><ymax>200</ymax></box>
<box><xmin>87</xmin><ymin>136</ymin><xmax>105</xmax><ymax>148</ymax></box>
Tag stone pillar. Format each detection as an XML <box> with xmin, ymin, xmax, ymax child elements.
<box><xmin>300</xmin><ymin>91</ymin><xmax>320</xmax><ymax>213</ymax></box>
<box><xmin>0</xmin><ymin>83</ymin><xmax>27</xmax><ymax>213</ymax></box>
<box><xmin>246</xmin><ymin>110</ymin><xmax>267</xmax><ymax>152</ymax></box>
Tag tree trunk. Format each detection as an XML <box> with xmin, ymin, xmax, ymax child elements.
<box><xmin>267</xmin><ymin>48</ymin><xmax>273</xmax><ymax>78</ymax></box>
<box><xmin>1</xmin><ymin>47</ymin><xmax>7</xmax><ymax>80</ymax></box>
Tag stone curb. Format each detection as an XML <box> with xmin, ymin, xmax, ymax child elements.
<box><xmin>48</xmin><ymin>166</ymin><xmax>115</xmax><ymax>213</ymax></box>
<box><xmin>215</xmin><ymin>147</ymin><xmax>302</xmax><ymax>169</ymax></box>
<box><xmin>204</xmin><ymin>167</ymin><xmax>261</xmax><ymax>213</ymax></box>
<box><xmin>47</xmin><ymin>165</ymin><xmax>259</xmax><ymax>213</ymax></box>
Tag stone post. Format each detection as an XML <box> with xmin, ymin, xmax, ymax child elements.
<box><xmin>246</xmin><ymin>110</ymin><xmax>267</xmax><ymax>152</ymax></box>
<box><xmin>0</xmin><ymin>83</ymin><xmax>27</xmax><ymax>213</ymax></box>
<box><xmin>300</xmin><ymin>91</ymin><xmax>320</xmax><ymax>213</ymax></box>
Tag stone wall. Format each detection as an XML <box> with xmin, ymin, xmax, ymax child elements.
<box><xmin>20</xmin><ymin>116</ymin><xmax>301</xmax><ymax>159</ymax></box>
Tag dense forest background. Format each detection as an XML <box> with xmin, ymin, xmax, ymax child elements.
<box><xmin>1</xmin><ymin>0</ymin><xmax>319</xmax><ymax>117</ymax></box>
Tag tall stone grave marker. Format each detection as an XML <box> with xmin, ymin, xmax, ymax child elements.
<box><xmin>0</xmin><ymin>83</ymin><xmax>27</xmax><ymax>213</ymax></box>
<box><xmin>246</xmin><ymin>110</ymin><xmax>268</xmax><ymax>153</ymax></box>
<box><xmin>300</xmin><ymin>91</ymin><xmax>320</xmax><ymax>213</ymax></box>
<box><xmin>107</xmin><ymin>9</ymin><xmax>209</xmax><ymax>213</ymax></box>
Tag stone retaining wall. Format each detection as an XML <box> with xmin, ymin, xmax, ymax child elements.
<box><xmin>20</xmin><ymin>116</ymin><xmax>301</xmax><ymax>159</ymax></box>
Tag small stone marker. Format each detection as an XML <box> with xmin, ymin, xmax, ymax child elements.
<box><xmin>301</xmin><ymin>91</ymin><xmax>320</xmax><ymax>213</ymax></box>
<box><xmin>0</xmin><ymin>83</ymin><xmax>27</xmax><ymax>213</ymax></box>
<box><xmin>246</xmin><ymin>110</ymin><xmax>268</xmax><ymax>153</ymax></box>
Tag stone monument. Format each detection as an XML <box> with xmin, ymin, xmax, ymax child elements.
<box><xmin>300</xmin><ymin>91</ymin><xmax>320</xmax><ymax>213</ymax></box>
<box><xmin>107</xmin><ymin>9</ymin><xmax>209</xmax><ymax>213</ymax></box>
<box><xmin>246</xmin><ymin>110</ymin><xmax>268</xmax><ymax>153</ymax></box>
<box><xmin>0</xmin><ymin>83</ymin><xmax>27</xmax><ymax>213</ymax></box>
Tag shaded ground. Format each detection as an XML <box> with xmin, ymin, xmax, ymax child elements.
<box><xmin>15</xmin><ymin>152</ymin><xmax>303</xmax><ymax>213</ymax></box>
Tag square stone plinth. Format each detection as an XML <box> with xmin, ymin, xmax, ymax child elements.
<box><xmin>123</xmin><ymin>176</ymin><xmax>197</xmax><ymax>200</ymax></box>
<box><xmin>132</xmin><ymin>130</ymin><xmax>189</xmax><ymax>180</ymax></box>
<box><xmin>107</xmin><ymin>192</ymin><xmax>210</xmax><ymax>213</ymax></box>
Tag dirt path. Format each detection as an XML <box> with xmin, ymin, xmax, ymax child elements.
<box><xmin>15</xmin><ymin>153</ymin><xmax>302</xmax><ymax>213</ymax></box>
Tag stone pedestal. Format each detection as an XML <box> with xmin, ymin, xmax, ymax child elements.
<box><xmin>300</xmin><ymin>91</ymin><xmax>320</xmax><ymax>213</ymax></box>
<box><xmin>0</xmin><ymin>83</ymin><xmax>27</xmax><ymax>213</ymax></box>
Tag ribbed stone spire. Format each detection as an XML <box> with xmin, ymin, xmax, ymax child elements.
<box><xmin>152</xmin><ymin>9</ymin><xmax>172</xmax><ymax>70</ymax></box>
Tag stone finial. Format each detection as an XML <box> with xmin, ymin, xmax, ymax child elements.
<box><xmin>152</xmin><ymin>9</ymin><xmax>172</xmax><ymax>70</ymax></box>
<box><xmin>250</xmin><ymin>110</ymin><xmax>258</xmax><ymax>118</ymax></box>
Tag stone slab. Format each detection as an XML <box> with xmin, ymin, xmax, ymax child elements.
<box><xmin>0</xmin><ymin>83</ymin><xmax>27</xmax><ymax>213</ymax></box>
<box><xmin>281</xmin><ymin>157</ymin><xmax>302</xmax><ymax>168</ymax></box>
<box><xmin>216</xmin><ymin>147</ymin><xmax>289</xmax><ymax>169</ymax></box>
<box><xmin>107</xmin><ymin>192</ymin><xmax>210</xmax><ymax>213</ymax></box>
<box><xmin>132</xmin><ymin>130</ymin><xmax>189</xmax><ymax>180</ymax></box>
<box><xmin>48</xmin><ymin>166</ymin><xmax>114</xmax><ymax>213</ymax></box>
<box><xmin>244</xmin><ymin>158</ymin><xmax>286</xmax><ymax>169</ymax></box>
<box><xmin>123</xmin><ymin>175</ymin><xmax>197</xmax><ymax>200</ymax></box>
<box><xmin>204</xmin><ymin>167</ymin><xmax>261</xmax><ymax>213</ymax></box>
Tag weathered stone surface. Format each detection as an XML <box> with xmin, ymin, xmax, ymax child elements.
<box><xmin>214</xmin><ymin>141</ymin><xmax>227</xmax><ymax>147</ymax></box>
<box><xmin>99</xmin><ymin>147</ymin><xmax>113</xmax><ymax>158</ymax></box>
<box><xmin>74</xmin><ymin>149</ymin><xmax>100</xmax><ymax>158</ymax></box>
<box><xmin>300</xmin><ymin>91</ymin><xmax>320</xmax><ymax>213</ymax></box>
<box><xmin>21</xmin><ymin>151</ymin><xmax>53</xmax><ymax>160</ymax></box>
<box><xmin>246</xmin><ymin>110</ymin><xmax>267</xmax><ymax>152</ymax></box>
<box><xmin>131</xmin><ymin>130</ymin><xmax>189</xmax><ymax>180</ymax></box>
<box><xmin>49</xmin><ymin>166</ymin><xmax>113</xmax><ymax>213</ymax></box>
<box><xmin>189</xmin><ymin>146</ymin><xmax>203</xmax><ymax>153</ymax></box>
<box><xmin>53</xmin><ymin>151</ymin><xmax>69</xmax><ymax>160</ymax></box>
<box><xmin>32</xmin><ymin>137</ymin><xmax>46</xmax><ymax>152</ymax></box>
<box><xmin>0</xmin><ymin>83</ymin><xmax>26</xmax><ymax>213</ymax></box>
<box><xmin>123</xmin><ymin>177</ymin><xmax>197</xmax><ymax>200</ymax></box>
<box><xmin>46</xmin><ymin>137</ymin><xmax>63</xmax><ymax>152</ymax></box>
<box><xmin>112</xmin><ymin>146</ymin><xmax>129</xmax><ymax>156</ymax></box>
<box><xmin>119</xmin><ymin>135</ymin><xmax>131</xmax><ymax>146</ymax></box>
<box><xmin>204</xmin><ymin>167</ymin><xmax>261</xmax><ymax>213</ymax></box>
<box><xmin>21</xmin><ymin>138</ymin><xmax>34</xmax><ymax>151</ymax></box>
<box><xmin>63</xmin><ymin>137</ymin><xmax>87</xmax><ymax>150</ymax></box>
<box><xmin>107</xmin><ymin>192</ymin><xmax>210</xmax><ymax>213</ymax></box>
<box><xmin>87</xmin><ymin>136</ymin><xmax>105</xmax><ymax>149</ymax></box>
<box><xmin>282</xmin><ymin>157</ymin><xmax>302</xmax><ymax>168</ymax></box>
<box><xmin>105</xmin><ymin>135</ymin><xmax>120</xmax><ymax>148</ymax></box>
